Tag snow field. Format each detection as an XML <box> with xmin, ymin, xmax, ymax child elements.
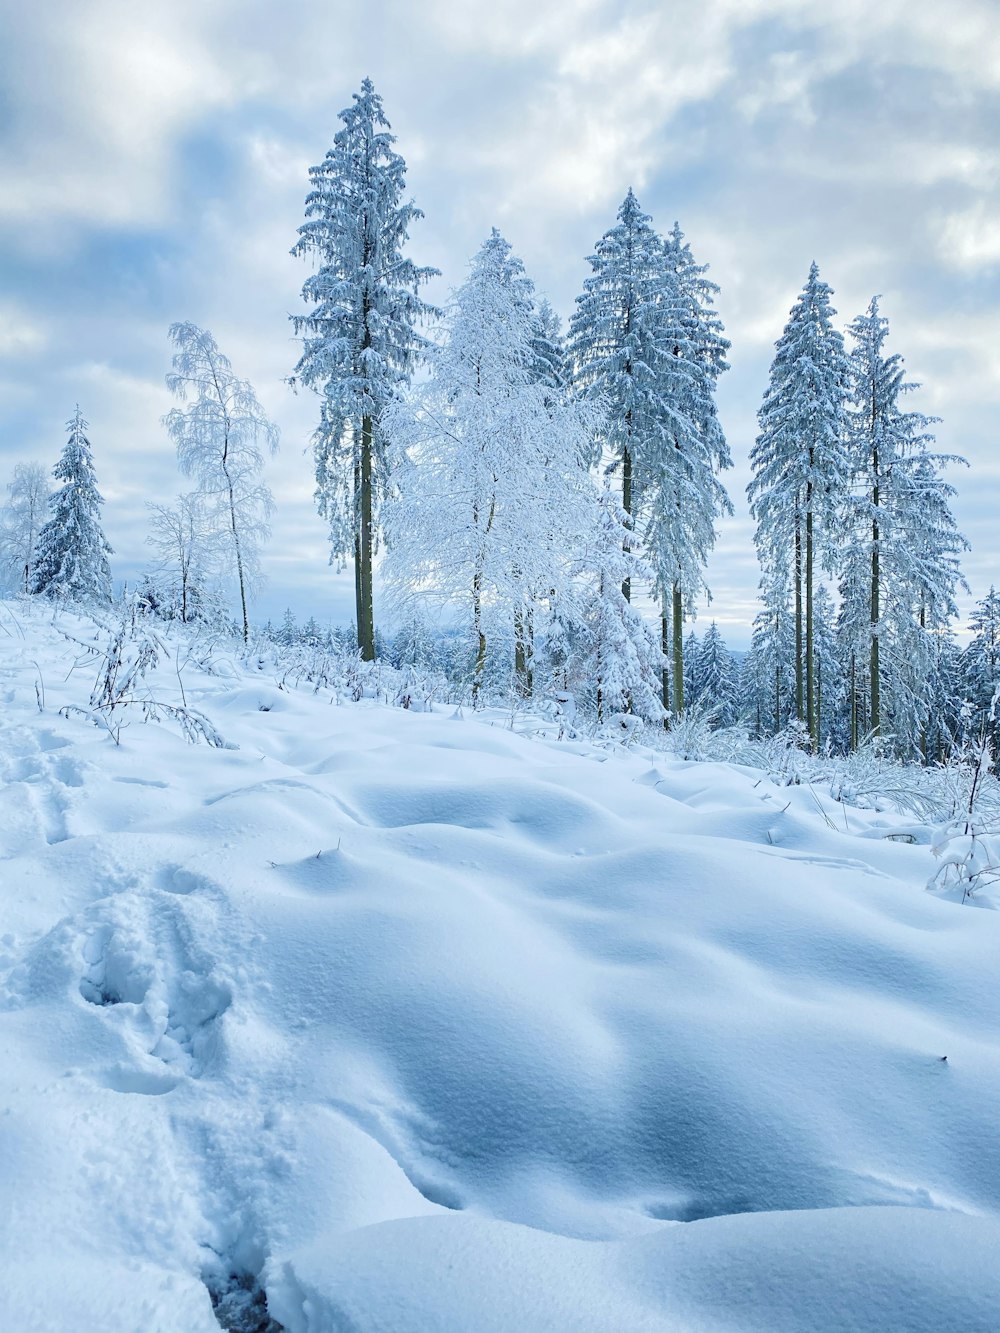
<box><xmin>1</xmin><ymin>606</ymin><xmax>1000</xmax><ymax>1331</ymax></box>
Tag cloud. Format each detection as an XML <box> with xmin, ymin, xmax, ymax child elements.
<box><xmin>0</xmin><ymin>1</ymin><xmax>233</xmax><ymax>231</ymax></box>
<box><xmin>937</xmin><ymin>203</ymin><xmax>1000</xmax><ymax>271</ymax></box>
<box><xmin>0</xmin><ymin>304</ymin><xmax>47</xmax><ymax>357</ymax></box>
<box><xmin>0</xmin><ymin>0</ymin><xmax>998</xmax><ymax>642</ymax></box>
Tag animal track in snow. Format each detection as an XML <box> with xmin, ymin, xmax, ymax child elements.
<box><xmin>0</xmin><ymin>728</ymin><xmax>86</xmax><ymax>848</ymax></box>
<box><xmin>76</xmin><ymin>890</ymin><xmax>233</xmax><ymax>1085</ymax></box>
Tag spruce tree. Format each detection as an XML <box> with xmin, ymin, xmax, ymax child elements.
<box><xmin>568</xmin><ymin>189</ymin><xmax>680</xmax><ymax>597</ymax></box>
<box><xmin>32</xmin><ymin>408</ymin><xmax>113</xmax><ymax>603</ymax></box>
<box><xmin>569</xmin><ymin>194</ymin><xmax>730</xmax><ymax>719</ymax></box>
<box><xmin>291</xmin><ymin>78</ymin><xmax>437</xmax><ymax>661</ymax></box>
<box><xmin>748</xmin><ymin>263</ymin><xmax>849</xmax><ymax>748</ymax></box>
<box><xmin>688</xmin><ymin>621</ymin><xmax>739</xmax><ymax>726</ymax></box>
<box><xmin>840</xmin><ymin>297</ymin><xmax>967</xmax><ymax>749</ymax></box>
<box><xmin>964</xmin><ymin>587</ymin><xmax>1000</xmax><ymax>747</ymax></box>
<box><xmin>649</xmin><ymin>223</ymin><xmax>732</xmax><ymax>718</ymax></box>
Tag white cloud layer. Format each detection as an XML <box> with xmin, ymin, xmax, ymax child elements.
<box><xmin>0</xmin><ymin>0</ymin><xmax>998</xmax><ymax>641</ymax></box>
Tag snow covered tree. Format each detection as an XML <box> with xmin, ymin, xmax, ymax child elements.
<box><xmin>145</xmin><ymin>492</ymin><xmax>221</xmax><ymax>624</ymax></box>
<box><xmin>163</xmin><ymin>322</ymin><xmax>279</xmax><ymax>645</ymax></box>
<box><xmin>31</xmin><ymin>408</ymin><xmax>113</xmax><ymax>603</ymax></box>
<box><xmin>0</xmin><ymin>461</ymin><xmax>50</xmax><ymax>594</ymax></box>
<box><xmin>687</xmin><ymin>621</ymin><xmax>739</xmax><ymax>726</ymax></box>
<box><xmin>839</xmin><ymin>297</ymin><xmax>967</xmax><ymax>748</ymax></box>
<box><xmin>682</xmin><ymin>629</ymin><xmax>700</xmax><ymax>706</ymax></box>
<box><xmin>964</xmin><ymin>587</ymin><xmax>1000</xmax><ymax>748</ymax></box>
<box><xmin>383</xmin><ymin>230</ymin><xmax>595</xmax><ymax>704</ymax></box>
<box><xmin>812</xmin><ymin>584</ymin><xmax>842</xmax><ymax>749</ymax></box>
<box><xmin>573</xmin><ymin>486</ymin><xmax>665</xmax><ymax>724</ymax></box>
<box><xmin>291</xmin><ymin>78</ymin><xmax>437</xmax><ymax>661</ymax></box>
<box><xmin>747</xmin><ymin>561</ymin><xmax>798</xmax><ymax>736</ymax></box>
<box><xmin>391</xmin><ymin>610</ymin><xmax>441</xmax><ymax>672</ymax></box>
<box><xmin>748</xmin><ymin>263</ymin><xmax>849</xmax><ymax>747</ymax></box>
<box><xmin>647</xmin><ymin>222</ymin><xmax>732</xmax><ymax>717</ymax></box>
<box><xmin>530</xmin><ymin>298</ymin><xmax>568</xmax><ymax>394</ymax></box>
<box><xmin>569</xmin><ymin>193</ymin><xmax>730</xmax><ymax>718</ymax></box>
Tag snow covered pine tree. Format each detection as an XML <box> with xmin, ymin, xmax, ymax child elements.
<box><xmin>748</xmin><ymin>264</ymin><xmax>848</xmax><ymax>748</ymax></box>
<box><xmin>839</xmin><ymin>297</ymin><xmax>967</xmax><ymax>751</ymax></box>
<box><xmin>31</xmin><ymin>407</ymin><xmax>113</xmax><ymax>603</ymax></box>
<box><xmin>291</xmin><ymin>78</ymin><xmax>437</xmax><ymax>661</ymax></box>
<box><xmin>569</xmin><ymin>192</ymin><xmax>730</xmax><ymax>720</ymax></box>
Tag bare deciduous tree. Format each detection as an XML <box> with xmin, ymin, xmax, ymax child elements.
<box><xmin>163</xmin><ymin>323</ymin><xmax>279</xmax><ymax>643</ymax></box>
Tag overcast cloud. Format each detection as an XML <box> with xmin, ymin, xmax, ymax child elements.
<box><xmin>1</xmin><ymin>0</ymin><xmax>997</xmax><ymax>643</ymax></box>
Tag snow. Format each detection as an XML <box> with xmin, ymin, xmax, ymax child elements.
<box><xmin>2</xmin><ymin>603</ymin><xmax>1000</xmax><ymax>1332</ymax></box>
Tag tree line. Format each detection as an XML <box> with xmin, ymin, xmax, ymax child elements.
<box><xmin>0</xmin><ymin>78</ymin><xmax>978</xmax><ymax>755</ymax></box>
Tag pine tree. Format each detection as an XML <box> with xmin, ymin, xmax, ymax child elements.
<box><xmin>749</xmin><ymin>565</ymin><xmax>797</xmax><ymax>735</ymax></box>
<box><xmin>649</xmin><ymin>223</ymin><xmax>732</xmax><ymax>717</ymax></box>
<box><xmin>688</xmin><ymin>621</ymin><xmax>739</xmax><ymax>726</ymax></box>
<box><xmin>812</xmin><ymin>584</ymin><xmax>841</xmax><ymax>749</ymax></box>
<box><xmin>164</xmin><ymin>323</ymin><xmax>279</xmax><ymax>644</ymax></box>
<box><xmin>964</xmin><ymin>587</ymin><xmax>1000</xmax><ymax>747</ymax></box>
<box><xmin>840</xmin><ymin>297</ymin><xmax>967</xmax><ymax>750</ymax></box>
<box><xmin>569</xmin><ymin>193</ymin><xmax>730</xmax><ymax>719</ymax></box>
<box><xmin>31</xmin><ymin>408</ymin><xmax>113</xmax><ymax>602</ymax></box>
<box><xmin>291</xmin><ymin>79</ymin><xmax>437</xmax><ymax>662</ymax></box>
<box><xmin>748</xmin><ymin>263</ymin><xmax>849</xmax><ymax>748</ymax></box>
<box><xmin>383</xmin><ymin>230</ymin><xmax>594</xmax><ymax>704</ymax></box>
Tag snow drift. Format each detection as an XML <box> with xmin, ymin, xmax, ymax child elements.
<box><xmin>1</xmin><ymin>605</ymin><xmax>999</xmax><ymax>1332</ymax></box>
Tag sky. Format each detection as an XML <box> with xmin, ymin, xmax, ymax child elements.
<box><xmin>1</xmin><ymin>0</ymin><xmax>998</xmax><ymax>646</ymax></box>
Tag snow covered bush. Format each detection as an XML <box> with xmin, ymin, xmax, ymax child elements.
<box><xmin>59</xmin><ymin>601</ymin><xmax>230</xmax><ymax>747</ymax></box>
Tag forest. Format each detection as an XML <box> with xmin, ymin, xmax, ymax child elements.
<box><xmin>1</xmin><ymin>79</ymin><xmax>993</xmax><ymax>766</ymax></box>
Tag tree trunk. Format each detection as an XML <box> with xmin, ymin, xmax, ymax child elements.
<box><xmin>672</xmin><ymin>582</ymin><xmax>684</xmax><ymax>718</ymax></box>
<box><xmin>816</xmin><ymin>655</ymin><xmax>822</xmax><ymax>750</ymax></box>
<box><xmin>805</xmin><ymin>491</ymin><xmax>815</xmax><ymax>748</ymax></box>
<box><xmin>221</xmin><ymin>439</ymin><xmax>249</xmax><ymax>645</ymax></box>
<box><xmin>870</xmin><ymin>476</ymin><xmax>880</xmax><ymax>740</ymax></box>
<box><xmin>661</xmin><ymin>604</ymin><xmax>671</xmax><ymax>725</ymax></box>
<box><xmin>850</xmin><ymin>651</ymin><xmax>857</xmax><ymax>752</ymax></box>
<box><xmin>621</xmin><ymin>443</ymin><xmax>633</xmax><ymax>603</ymax></box>
<box><xmin>794</xmin><ymin>517</ymin><xmax>803</xmax><ymax>725</ymax></box>
<box><xmin>358</xmin><ymin>414</ymin><xmax>375</xmax><ymax>661</ymax></box>
<box><xmin>514</xmin><ymin>606</ymin><xmax>533</xmax><ymax>697</ymax></box>
<box><xmin>472</xmin><ymin>564</ymin><xmax>486</xmax><ymax>706</ymax></box>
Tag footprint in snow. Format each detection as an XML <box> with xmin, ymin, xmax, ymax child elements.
<box><xmin>74</xmin><ymin>891</ymin><xmax>234</xmax><ymax>1088</ymax></box>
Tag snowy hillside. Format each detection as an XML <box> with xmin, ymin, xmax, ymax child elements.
<box><xmin>2</xmin><ymin>603</ymin><xmax>1000</xmax><ymax>1333</ymax></box>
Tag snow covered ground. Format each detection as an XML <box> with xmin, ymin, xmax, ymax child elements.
<box><xmin>2</xmin><ymin>602</ymin><xmax>1000</xmax><ymax>1332</ymax></box>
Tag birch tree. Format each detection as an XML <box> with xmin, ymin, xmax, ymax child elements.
<box><xmin>163</xmin><ymin>322</ymin><xmax>278</xmax><ymax>644</ymax></box>
<box><xmin>0</xmin><ymin>462</ymin><xmax>50</xmax><ymax>594</ymax></box>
